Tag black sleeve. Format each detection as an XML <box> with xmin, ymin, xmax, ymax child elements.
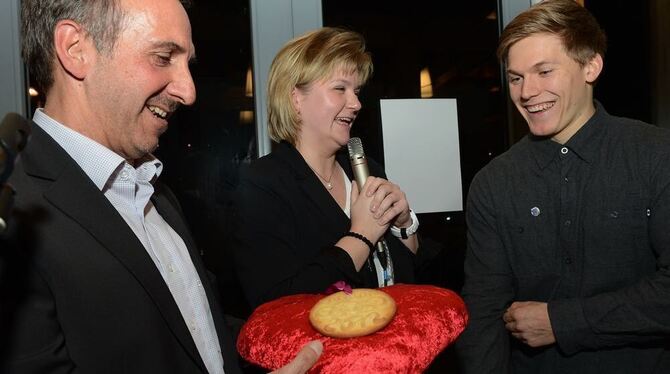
<box><xmin>231</xmin><ymin>168</ymin><xmax>363</xmax><ymax>308</ymax></box>
<box><xmin>0</xmin><ymin>234</ymin><xmax>78</xmax><ymax>373</ymax></box>
<box><xmin>455</xmin><ymin>170</ymin><xmax>515</xmax><ymax>373</ymax></box>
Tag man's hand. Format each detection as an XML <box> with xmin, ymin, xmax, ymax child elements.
<box><xmin>503</xmin><ymin>301</ymin><xmax>556</xmax><ymax>347</ymax></box>
<box><xmin>271</xmin><ymin>340</ymin><xmax>323</xmax><ymax>374</ymax></box>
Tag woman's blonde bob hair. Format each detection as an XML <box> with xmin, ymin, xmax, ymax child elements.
<box><xmin>267</xmin><ymin>27</ymin><xmax>373</xmax><ymax>145</ymax></box>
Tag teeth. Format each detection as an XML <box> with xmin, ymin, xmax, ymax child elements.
<box><xmin>148</xmin><ymin>105</ymin><xmax>168</xmax><ymax>119</ymax></box>
<box><xmin>336</xmin><ymin>117</ymin><xmax>353</xmax><ymax>124</ymax></box>
<box><xmin>526</xmin><ymin>102</ymin><xmax>554</xmax><ymax>113</ymax></box>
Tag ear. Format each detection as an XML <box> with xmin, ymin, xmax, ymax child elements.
<box><xmin>291</xmin><ymin>86</ymin><xmax>303</xmax><ymax>115</ymax></box>
<box><xmin>584</xmin><ymin>53</ymin><xmax>603</xmax><ymax>84</ymax></box>
<box><xmin>53</xmin><ymin>20</ymin><xmax>96</xmax><ymax>81</ymax></box>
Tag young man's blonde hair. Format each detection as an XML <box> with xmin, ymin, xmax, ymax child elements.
<box><xmin>497</xmin><ymin>0</ymin><xmax>607</xmax><ymax>66</ymax></box>
<box><xmin>267</xmin><ymin>27</ymin><xmax>373</xmax><ymax>146</ymax></box>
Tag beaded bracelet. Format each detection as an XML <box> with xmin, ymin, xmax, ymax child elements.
<box><xmin>343</xmin><ymin>231</ymin><xmax>375</xmax><ymax>252</ymax></box>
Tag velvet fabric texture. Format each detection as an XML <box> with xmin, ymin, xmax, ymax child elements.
<box><xmin>237</xmin><ymin>284</ymin><xmax>468</xmax><ymax>373</ymax></box>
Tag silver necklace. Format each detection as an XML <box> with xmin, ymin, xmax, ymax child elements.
<box><xmin>308</xmin><ymin>163</ymin><xmax>336</xmax><ymax>190</ymax></box>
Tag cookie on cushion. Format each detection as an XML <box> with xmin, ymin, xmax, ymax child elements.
<box><xmin>309</xmin><ymin>288</ymin><xmax>396</xmax><ymax>338</ymax></box>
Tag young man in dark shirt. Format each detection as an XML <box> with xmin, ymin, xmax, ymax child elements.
<box><xmin>457</xmin><ymin>0</ymin><xmax>670</xmax><ymax>372</ymax></box>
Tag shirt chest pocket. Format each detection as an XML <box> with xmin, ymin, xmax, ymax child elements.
<box><xmin>585</xmin><ymin>186</ymin><xmax>650</xmax><ymax>267</ymax></box>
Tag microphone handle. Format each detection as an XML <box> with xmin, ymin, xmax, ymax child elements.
<box><xmin>350</xmin><ymin>158</ymin><xmax>369</xmax><ymax>190</ymax></box>
<box><xmin>350</xmin><ymin>159</ymin><xmax>386</xmax><ymax>254</ymax></box>
<box><xmin>347</xmin><ymin>141</ymin><xmax>394</xmax><ymax>286</ymax></box>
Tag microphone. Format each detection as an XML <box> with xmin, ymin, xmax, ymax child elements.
<box><xmin>347</xmin><ymin>137</ymin><xmax>394</xmax><ymax>286</ymax></box>
<box><xmin>1</xmin><ymin>112</ymin><xmax>31</xmax><ymax>184</ymax></box>
<box><xmin>0</xmin><ymin>112</ymin><xmax>31</xmax><ymax>233</ymax></box>
<box><xmin>346</xmin><ymin>137</ymin><xmax>369</xmax><ymax>191</ymax></box>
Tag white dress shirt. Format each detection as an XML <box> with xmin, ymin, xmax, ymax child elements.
<box><xmin>33</xmin><ymin>109</ymin><xmax>225</xmax><ymax>374</ymax></box>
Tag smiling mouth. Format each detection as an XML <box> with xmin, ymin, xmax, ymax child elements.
<box><xmin>335</xmin><ymin>117</ymin><xmax>354</xmax><ymax>126</ymax></box>
<box><xmin>525</xmin><ymin>102</ymin><xmax>555</xmax><ymax>114</ymax></box>
<box><xmin>147</xmin><ymin>105</ymin><xmax>169</xmax><ymax>119</ymax></box>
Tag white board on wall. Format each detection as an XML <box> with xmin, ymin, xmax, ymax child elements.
<box><xmin>380</xmin><ymin>99</ymin><xmax>463</xmax><ymax>214</ymax></box>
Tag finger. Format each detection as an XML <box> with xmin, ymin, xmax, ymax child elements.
<box><xmin>272</xmin><ymin>340</ymin><xmax>323</xmax><ymax>374</ymax></box>
<box><xmin>391</xmin><ymin>209</ymin><xmax>412</xmax><ymax>228</ymax></box>
<box><xmin>502</xmin><ymin>312</ymin><xmax>512</xmax><ymax>323</ymax></box>
<box><xmin>505</xmin><ymin>321</ymin><xmax>517</xmax><ymax>332</ymax></box>
<box><xmin>371</xmin><ymin>191</ymin><xmax>391</xmax><ymax>215</ymax></box>
<box><xmin>377</xmin><ymin>194</ymin><xmax>408</xmax><ymax>221</ymax></box>
<box><xmin>372</xmin><ymin>185</ymin><xmax>401</xmax><ymax>215</ymax></box>
<box><xmin>511</xmin><ymin>332</ymin><xmax>526</xmax><ymax>343</ymax></box>
<box><xmin>371</xmin><ymin>187</ymin><xmax>395</xmax><ymax>214</ymax></box>
<box><xmin>363</xmin><ymin>176</ymin><xmax>385</xmax><ymax>197</ymax></box>
<box><xmin>378</xmin><ymin>204</ymin><xmax>404</xmax><ymax>226</ymax></box>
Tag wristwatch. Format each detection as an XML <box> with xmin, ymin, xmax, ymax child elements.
<box><xmin>390</xmin><ymin>210</ymin><xmax>419</xmax><ymax>239</ymax></box>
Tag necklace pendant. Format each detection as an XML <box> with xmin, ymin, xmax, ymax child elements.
<box><xmin>326</xmin><ymin>182</ymin><xmax>333</xmax><ymax>190</ymax></box>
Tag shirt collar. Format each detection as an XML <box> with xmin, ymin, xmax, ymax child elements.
<box><xmin>531</xmin><ymin>100</ymin><xmax>608</xmax><ymax>170</ymax></box>
<box><xmin>32</xmin><ymin>109</ymin><xmax>163</xmax><ymax>190</ymax></box>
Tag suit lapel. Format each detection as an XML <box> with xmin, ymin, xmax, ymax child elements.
<box><xmin>24</xmin><ymin>125</ymin><xmax>207</xmax><ymax>371</ymax></box>
<box><xmin>152</xmin><ymin>188</ymin><xmax>240</xmax><ymax>372</ymax></box>
<box><xmin>276</xmin><ymin>142</ymin><xmax>351</xmax><ymax>234</ymax></box>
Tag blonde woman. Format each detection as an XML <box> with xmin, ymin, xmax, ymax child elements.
<box><xmin>233</xmin><ymin>27</ymin><xmax>431</xmax><ymax>308</ymax></box>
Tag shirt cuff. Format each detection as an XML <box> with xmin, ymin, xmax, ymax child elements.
<box><xmin>548</xmin><ymin>298</ymin><xmax>597</xmax><ymax>355</ymax></box>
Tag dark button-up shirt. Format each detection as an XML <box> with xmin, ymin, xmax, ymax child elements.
<box><xmin>457</xmin><ymin>103</ymin><xmax>670</xmax><ymax>373</ymax></box>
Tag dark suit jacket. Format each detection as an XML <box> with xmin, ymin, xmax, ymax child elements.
<box><xmin>0</xmin><ymin>124</ymin><xmax>241</xmax><ymax>373</ymax></box>
<box><xmin>233</xmin><ymin>141</ymin><xmax>433</xmax><ymax>308</ymax></box>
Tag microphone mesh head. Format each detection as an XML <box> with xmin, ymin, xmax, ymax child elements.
<box><xmin>347</xmin><ymin>137</ymin><xmax>365</xmax><ymax>157</ymax></box>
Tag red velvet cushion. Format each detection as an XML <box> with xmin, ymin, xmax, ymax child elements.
<box><xmin>237</xmin><ymin>284</ymin><xmax>468</xmax><ymax>373</ymax></box>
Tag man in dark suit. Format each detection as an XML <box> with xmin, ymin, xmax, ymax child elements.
<box><xmin>0</xmin><ymin>0</ymin><xmax>320</xmax><ymax>372</ymax></box>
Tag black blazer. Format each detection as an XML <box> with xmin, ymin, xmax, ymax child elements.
<box><xmin>232</xmin><ymin>141</ymin><xmax>427</xmax><ymax>308</ymax></box>
<box><xmin>0</xmin><ymin>124</ymin><xmax>240</xmax><ymax>373</ymax></box>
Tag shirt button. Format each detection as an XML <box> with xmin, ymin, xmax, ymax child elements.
<box><xmin>560</xmin><ymin>147</ymin><xmax>569</xmax><ymax>155</ymax></box>
<box><xmin>564</xmin><ymin>257</ymin><xmax>572</xmax><ymax>264</ymax></box>
<box><xmin>120</xmin><ymin>170</ymin><xmax>129</xmax><ymax>180</ymax></box>
<box><xmin>564</xmin><ymin>177</ymin><xmax>569</xmax><ymax>182</ymax></box>
<box><xmin>610</xmin><ymin>211</ymin><xmax>619</xmax><ymax>218</ymax></box>
<box><xmin>168</xmin><ymin>264</ymin><xmax>175</xmax><ymax>273</ymax></box>
<box><xmin>564</xmin><ymin>220</ymin><xmax>571</xmax><ymax>226</ymax></box>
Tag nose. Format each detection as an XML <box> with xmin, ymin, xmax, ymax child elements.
<box><xmin>519</xmin><ymin>76</ymin><xmax>539</xmax><ymax>101</ymax></box>
<box><xmin>348</xmin><ymin>91</ymin><xmax>362</xmax><ymax>112</ymax></box>
<box><xmin>167</xmin><ymin>64</ymin><xmax>197</xmax><ymax>106</ymax></box>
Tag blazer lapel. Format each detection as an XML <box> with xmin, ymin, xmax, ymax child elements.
<box><xmin>151</xmin><ymin>187</ymin><xmax>240</xmax><ymax>372</ymax></box>
<box><xmin>276</xmin><ymin>142</ymin><xmax>350</xmax><ymax>234</ymax></box>
<box><xmin>24</xmin><ymin>125</ymin><xmax>207</xmax><ymax>371</ymax></box>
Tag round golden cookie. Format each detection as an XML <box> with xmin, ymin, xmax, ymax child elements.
<box><xmin>309</xmin><ymin>288</ymin><xmax>396</xmax><ymax>338</ymax></box>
